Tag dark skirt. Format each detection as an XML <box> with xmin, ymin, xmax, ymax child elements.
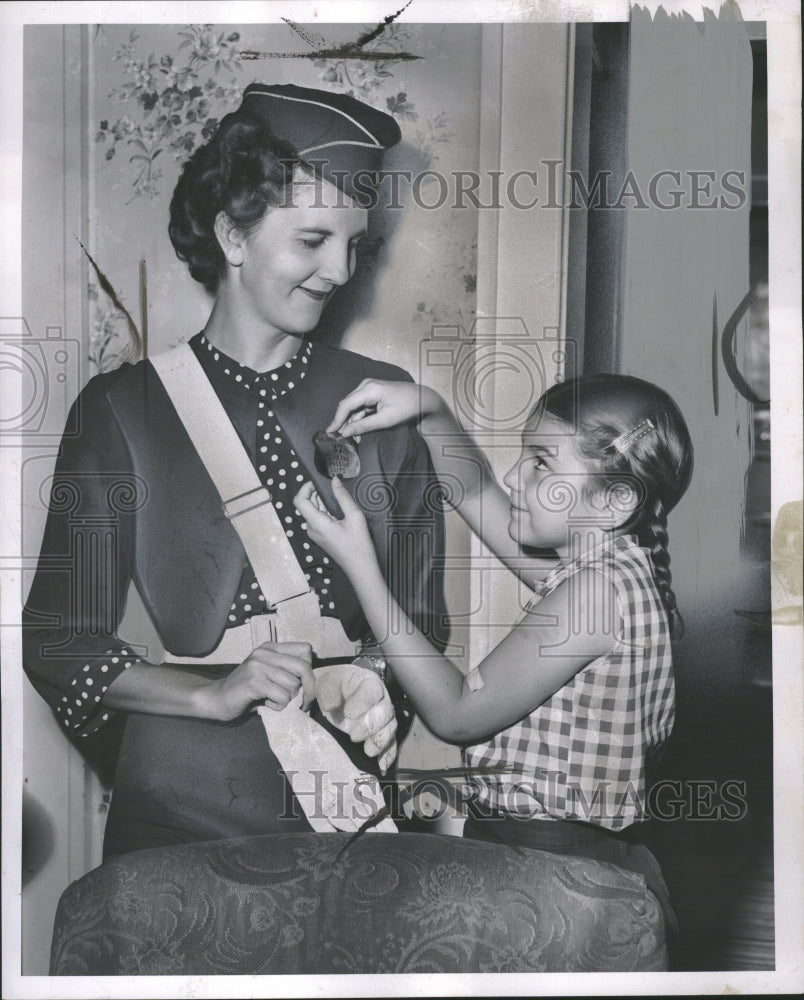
<box><xmin>463</xmin><ymin>803</ymin><xmax>679</xmax><ymax>942</ymax></box>
<box><xmin>103</xmin><ymin>710</ymin><xmax>312</xmax><ymax>857</ymax></box>
<box><xmin>103</xmin><ymin>664</ymin><xmax>383</xmax><ymax>858</ymax></box>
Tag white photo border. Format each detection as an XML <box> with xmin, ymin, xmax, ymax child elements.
<box><xmin>1</xmin><ymin>1</ymin><xmax>801</xmax><ymax>997</ymax></box>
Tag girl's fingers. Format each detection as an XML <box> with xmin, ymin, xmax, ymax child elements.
<box><xmin>293</xmin><ymin>485</ymin><xmax>330</xmax><ymax>524</ymax></box>
<box><xmin>295</xmin><ymin>480</ymin><xmax>317</xmax><ymax>502</ymax></box>
<box><xmin>314</xmin><ymin>669</ymin><xmax>345</xmax><ymax>714</ymax></box>
<box><xmin>292</xmin><ymin>493</ymin><xmax>316</xmax><ymax>522</ymax></box>
<box><xmin>326</xmin><ymin>382</ymin><xmax>373</xmax><ymax>432</ymax></box>
<box><xmin>326</xmin><ymin>382</ymin><xmax>379</xmax><ymax>434</ymax></box>
<box><xmin>337</xmin><ymin>413</ymin><xmax>385</xmax><ymax>438</ymax></box>
<box><xmin>295</xmin><ymin>481</ymin><xmax>357</xmax><ymax>522</ymax></box>
<box><xmin>330</xmin><ymin>475</ymin><xmax>360</xmax><ymax>513</ymax></box>
<box><xmin>293</xmin><ymin>482</ymin><xmax>318</xmax><ymax>517</ymax></box>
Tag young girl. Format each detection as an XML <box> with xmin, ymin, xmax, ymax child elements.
<box><xmin>295</xmin><ymin>373</ymin><xmax>693</xmax><ymax>932</ymax></box>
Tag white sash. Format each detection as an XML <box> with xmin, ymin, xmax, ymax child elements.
<box><xmin>149</xmin><ymin>344</ymin><xmax>395</xmax><ymax>834</ymax></box>
<box><xmin>150</xmin><ymin>344</ymin><xmax>357</xmax><ymax>659</ymax></box>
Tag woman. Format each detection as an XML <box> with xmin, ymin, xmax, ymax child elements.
<box><xmin>23</xmin><ymin>83</ymin><xmax>449</xmax><ymax>857</ymax></box>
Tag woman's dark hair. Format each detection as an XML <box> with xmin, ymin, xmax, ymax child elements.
<box><xmin>531</xmin><ymin>374</ymin><xmax>694</xmax><ymax>640</ymax></box>
<box><xmin>169</xmin><ymin>113</ymin><xmax>311</xmax><ymax>294</ymax></box>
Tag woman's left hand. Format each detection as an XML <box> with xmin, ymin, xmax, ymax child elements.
<box><xmin>294</xmin><ymin>476</ymin><xmax>376</xmax><ymax>574</ymax></box>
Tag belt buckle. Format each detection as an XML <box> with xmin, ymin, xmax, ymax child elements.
<box><xmin>222</xmin><ymin>485</ymin><xmax>273</xmax><ymax>520</ymax></box>
<box><xmin>249</xmin><ymin>613</ymin><xmax>278</xmax><ymax>647</ymax></box>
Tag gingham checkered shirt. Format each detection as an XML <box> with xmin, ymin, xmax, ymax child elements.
<box><xmin>463</xmin><ymin>534</ymin><xmax>675</xmax><ymax>830</ymax></box>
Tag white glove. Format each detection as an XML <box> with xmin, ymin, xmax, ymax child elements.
<box><xmin>315</xmin><ymin>663</ymin><xmax>398</xmax><ymax>774</ymax></box>
<box><xmin>258</xmin><ymin>695</ymin><xmax>396</xmax><ymax>834</ymax></box>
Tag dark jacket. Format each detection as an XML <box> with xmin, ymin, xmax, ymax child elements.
<box><xmin>23</xmin><ymin>339</ymin><xmax>448</xmax><ymax>749</ymax></box>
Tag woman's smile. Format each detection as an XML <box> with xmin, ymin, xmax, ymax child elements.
<box><xmin>229</xmin><ymin>175</ymin><xmax>368</xmax><ymax>339</ymax></box>
<box><xmin>296</xmin><ymin>285</ymin><xmax>330</xmax><ymax>301</ymax></box>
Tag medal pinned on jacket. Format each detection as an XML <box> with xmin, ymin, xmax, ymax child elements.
<box><xmin>314</xmin><ymin>430</ymin><xmax>361</xmax><ymax>479</ymax></box>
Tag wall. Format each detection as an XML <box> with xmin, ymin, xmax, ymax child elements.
<box><xmin>619</xmin><ymin>8</ymin><xmax>757</xmax><ymax>752</ymax></box>
<box><xmin>20</xmin><ymin>25</ymin><xmax>95</xmax><ymax>978</ymax></box>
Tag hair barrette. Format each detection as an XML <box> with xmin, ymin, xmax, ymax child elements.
<box><xmin>612</xmin><ymin>418</ymin><xmax>655</xmax><ymax>455</ymax></box>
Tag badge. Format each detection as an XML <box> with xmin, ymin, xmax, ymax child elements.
<box><xmin>313</xmin><ymin>430</ymin><xmax>361</xmax><ymax>479</ymax></box>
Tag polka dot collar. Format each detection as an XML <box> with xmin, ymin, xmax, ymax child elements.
<box><xmin>199</xmin><ymin>335</ymin><xmax>312</xmax><ymax>398</ymax></box>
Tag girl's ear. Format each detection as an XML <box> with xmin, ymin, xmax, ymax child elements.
<box><xmin>214</xmin><ymin>212</ymin><xmax>245</xmax><ymax>267</ymax></box>
<box><xmin>607</xmin><ymin>478</ymin><xmax>643</xmax><ymax>529</ymax></box>
<box><xmin>589</xmin><ymin>478</ymin><xmax>643</xmax><ymax>529</ymax></box>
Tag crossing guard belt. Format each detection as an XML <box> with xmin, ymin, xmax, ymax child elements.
<box><xmin>150</xmin><ymin>344</ymin><xmax>396</xmax><ymax>834</ymax></box>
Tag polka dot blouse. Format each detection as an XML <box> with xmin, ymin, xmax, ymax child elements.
<box><xmin>59</xmin><ymin>335</ymin><xmax>338</xmax><ymax>738</ymax></box>
<box><xmin>196</xmin><ymin>336</ymin><xmax>340</xmax><ymax>627</ymax></box>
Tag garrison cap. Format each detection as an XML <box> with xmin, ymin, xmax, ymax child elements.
<box><xmin>235</xmin><ymin>83</ymin><xmax>402</xmax><ymax>201</ymax></box>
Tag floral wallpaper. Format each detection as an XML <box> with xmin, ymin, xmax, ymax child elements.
<box><xmin>95</xmin><ymin>26</ymin><xmax>243</xmax><ymax>200</ymax></box>
<box><xmin>88</xmin><ymin>23</ymin><xmax>479</xmax><ymax>374</ymax></box>
<box><xmin>87</xmin><ymin>282</ymin><xmax>126</xmax><ymax>373</ymax></box>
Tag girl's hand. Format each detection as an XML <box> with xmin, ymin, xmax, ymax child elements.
<box><xmin>327</xmin><ymin>378</ymin><xmax>443</xmax><ymax>438</ymax></box>
<box><xmin>294</xmin><ymin>477</ymin><xmax>377</xmax><ymax>576</ymax></box>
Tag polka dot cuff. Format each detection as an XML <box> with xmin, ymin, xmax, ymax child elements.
<box><xmin>54</xmin><ymin>646</ymin><xmax>139</xmax><ymax>736</ymax></box>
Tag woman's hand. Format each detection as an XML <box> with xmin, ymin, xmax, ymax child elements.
<box><xmin>203</xmin><ymin>641</ymin><xmax>315</xmax><ymax>722</ymax></box>
<box><xmin>294</xmin><ymin>477</ymin><xmax>377</xmax><ymax>577</ymax></box>
<box><xmin>327</xmin><ymin>378</ymin><xmax>443</xmax><ymax>438</ymax></box>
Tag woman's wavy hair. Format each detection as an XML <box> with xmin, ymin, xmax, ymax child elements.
<box><xmin>169</xmin><ymin>114</ymin><xmax>312</xmax><ymax>294</ymax></box>
<box><xmin>532</xmin><ymin>374</ymin><xmax>694</xmax><ymax>640</ymax></box>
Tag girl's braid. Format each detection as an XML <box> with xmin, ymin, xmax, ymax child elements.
<box><xmin>638</xmin><ymin>497</ymin><xmax>684</xmax><ymax>640</ymax></box>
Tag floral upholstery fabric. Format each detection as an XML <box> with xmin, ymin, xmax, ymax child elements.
<box><xmin>50</xmin><ymin>831</ymin><xmax>668</xmax><ymax>974</ymax></box>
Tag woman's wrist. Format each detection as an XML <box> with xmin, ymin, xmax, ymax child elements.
<box><xmin>188</xmin><ymin>676</ymin><xmax>222</xmax><ymax>721</ymax></box>
<box><xmin>152</xmin><ymin>668</ymin><xmax>226</xmax><ymax>722</ymax></box>
<box><xmin>102</xmin><ymin>663</ymin><xmax>224</xmax><ymax>721</ymax></box>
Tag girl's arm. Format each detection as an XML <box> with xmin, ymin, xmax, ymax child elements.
<box><xmin>296</xmin><ymin>479</ymin><xmax>614</xmax><ymax>744</ymax></box>
<box><xmin>328</xmin><ymin>379</ymin><xmax>558</xmax><ymax>590</ymax></box>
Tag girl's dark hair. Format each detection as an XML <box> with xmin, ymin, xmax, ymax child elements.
<box><xmin>168</xmin><ymin>114</ymin><xmax>311</xmax><ymax>294</ymax></box>
<box><xmin>533</xmin><ymin>374</ymin><xmax>694</xmax><ymax>640</ymax></box>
